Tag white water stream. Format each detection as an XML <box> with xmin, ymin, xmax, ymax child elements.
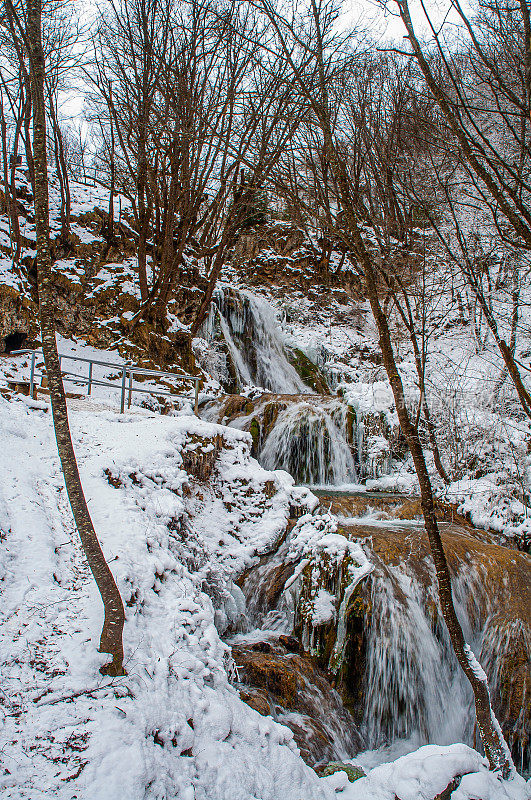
<box><xmin>362</xmin><ymin>556</ymin><xmax>475</xmax><ymax>748</ymax></box>
<box><xmin>201</xmin><ymin>286</ymin><xmax>393</xmax><ymax>485</ymax></box>
<box><xmin>203</xmin><ymin>286</ymin><xmax>308</xmax><ymax>393</ymax></box>
<box><xmin>260</xmin><ymin>401</ymin><xmax>356</xmax><ymax>485</ymax></box>
<box><xmin>202</xmin><ymin>286</ymin><xmax>528</xmax><ymax>773</ymax></box>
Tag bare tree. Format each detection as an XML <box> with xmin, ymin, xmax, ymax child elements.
<box><xmin>382</xmin><ymin>0</ymin><xmax>531</xmax><ymax>419</ymax></box>
<box><xmin>254</xmin><ymin>0</ymin><xmax>514</xmax><ymax>776</ymax></box>
<box><xmin>4</xmin><ymin>0</ymin><xmax>126</xmax><ymax>676</ymax></box>
<box><xmin>89</xmin><ymin>0</ymin><xmax>303</xmax><ymax>345</ymax></box>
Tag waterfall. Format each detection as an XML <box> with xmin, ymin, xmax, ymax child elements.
<box><xmin>235</xmin><ymin>498</ymin><xmax>530</xmax><ymax>773</ymax></box>
<box><xmin>260</xmin><ymin>401</ymin><xmax>356</xmax><ymax>485</ymax></box>
<box><xmin>205</xmin><ymin>286</ymin><xmax>309</xmax><ymax>394</ymax></box>
<box><xmin>198</xmin><ymin>285</ymin><xmax>395</xmax><ymax>485</ymax></box>
<box><xmin>359</xmin><ymin>545</ymin><xmax>529</xmax><ymax>772</ymax></box>
<box><xmin>362</xmin><ymin>560</ymin><xmax>474</xmax><ymax>749</ymax></box>
<box><xmin>217</xmin><ymin>312</ymin><xmax>253</xmax><ymax>389</ymax></box>
<box><xmin>201</xmin><ymin>392</ymin><xmax>395</xmax><ymax>486</ymax></box>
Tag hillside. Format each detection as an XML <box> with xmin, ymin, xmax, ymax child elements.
<box><xmin>0</xmin><ymin>158</ymin><xmax>530</xmax><ymax>800</ymax></box>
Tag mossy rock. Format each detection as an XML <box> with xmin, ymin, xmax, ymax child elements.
<box><xmin>316</xmin><ymin>762</ymin><xmax>365</xmax><ymax>782</ymax></box>
<box><xmin>261</xmin><ymin>401</ymin><xmax>283</xmax><ymax>440</ymax></box>
<box><xmin>249</xmin><ymin>417</ymin><xmax>261</xmax><ymax>456</ymax></box>
<box><xmin>288</xmin><ymin>347</ymin><xmax>330</xmax><ymax>394</ymax></box>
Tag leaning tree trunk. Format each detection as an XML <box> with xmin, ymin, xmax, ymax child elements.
<box><xmin>24</xmin><ymin>0</ymin><xmax>125</xmax><ymax>675</ymax></box>
<box><xmin>318</xmin><ymin>115</ymin><xmax>514</xmax><ymax>777</ymax></box>
<box><xmin>363</xmin><ymin>259</ymin><xmax>515</xmax><ymax>778</ymax></box>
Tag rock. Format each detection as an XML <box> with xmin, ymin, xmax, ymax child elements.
<box><xmin>233</xmin><ymin>637</ymin><xmax>363</xmax><ymax>766</ymax></box>
<box><xmin>315</xmin><ymin>762</ymin><xmax>365</xmax><ymax>782</ymax></box>
<box><xmin>287</xmin><ymin>347</ymin><xmax>330</xmax><ymax>394</ymax></box>
<box><xmin>181</xmin><ymin>433</ymin><xmax>224</xmax><ymax>481</ymax></box>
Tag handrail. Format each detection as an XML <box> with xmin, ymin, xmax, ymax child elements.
<box><xmin>11</xmin><ymin>349</ymin><xmax>200</xmax><ymax>415</ymax></box>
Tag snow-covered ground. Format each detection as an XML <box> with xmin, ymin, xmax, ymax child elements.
<box><xmin>0</xmin><ymin>376</ymin><xmax>331</xmax><ymax>799</ymax></box>
<box><xmin>0</xmin><ymin>340</ymin><xmax>529</xmax><ymax>799</ymax></box>
<box><xmin>1</xmin><ymin>170</ymin><xmax>530</xmax><ymax>797</ymax></box>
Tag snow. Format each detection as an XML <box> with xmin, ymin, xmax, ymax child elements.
<box><xmin>337</xmin><ymin>744</ymin><xmax>530</xmax><ymax>800</ymax></box>
<box><xmin>1</xmin><ymin>165</ymin><xmax>530</xmax><ymax>799</ymax></box>
<box><xmin>340</xmin><ymin>380</ymin><xmax>397</xmax><ymax>418</ymax></box>
<box><xmin>0</xmin><ymin>392</ymin><xmax>335</xmax><ymax>800</ymax></box>
<box><xmin>311</xmin><ymin>588</ymin><xmax>337</xmax><ymax>625</ymax></box>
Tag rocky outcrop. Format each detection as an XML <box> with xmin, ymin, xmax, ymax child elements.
<box><xmin>232</xmin><ymin>636</ymin><xmax>363</xmax><ymax>766</ymax></box>
<box><xmin>237</xmin><ymin>501</ymin><xmax>531</xmax><ymax>774</ymax></box>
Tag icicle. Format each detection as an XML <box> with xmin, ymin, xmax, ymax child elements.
<box><xmin>330</xmin><ymin>560</ymin><xmax>373</xmax><ymax>674</ymax></box>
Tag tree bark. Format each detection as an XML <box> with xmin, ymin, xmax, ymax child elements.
<box><xmin>22</xmin><ymin>0</ymin><xmax>125</xmax><ymax>676</ymax></box>
<box><xmin>8</xmin><ymin>93</ymin><xmax>24</xmax><ymax>264</ymax></box>
<box><xmin>0</xmin><ymin>92</ymin><xmax>21</xmax><ymax>264</ymax></box>
<box><xmin>318</xmin><ymin>105</ymin><xmax>514</xmax><ymax>779</ymax></box>
<box><xmin>47</xmin><ymin>90</ymin><xmax>70</xmax><ymax>243</ymax></box>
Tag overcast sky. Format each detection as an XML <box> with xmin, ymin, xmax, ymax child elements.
<box><xmin>62</xmin><ymin>0</ymin><xmax>454</xmax><ymax>127</ymax></box>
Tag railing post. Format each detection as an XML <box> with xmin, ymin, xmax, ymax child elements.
<box><xmin>120</xmin><ymin>365</ymin><xmax>127</xmax><ymax>413</ymax></box>
<box><xmin>29</xmin><ymin>350</ymin><xmax>36</xmax><ymax>399</ymax></box>
<box><xmin>194</xmin><ymin>378</ymin><xmax>199</xmax><ymax>416</ymax></box>
<box><xmin>127</xmin><ymin>370</ymin><xmax>133</xmax><ymax>409</ymax></box>
<box><xmin>88</xmin><ymin>361</ymin><xmax>93</xmax><ymax>395</ymax></box>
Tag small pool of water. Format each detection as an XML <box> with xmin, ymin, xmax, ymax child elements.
<box><xmin>309</xmin><ymin>487</ymin><xmax>418</xmax><ymax>501</ymax></box>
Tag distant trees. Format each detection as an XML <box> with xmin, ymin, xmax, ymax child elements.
<box><xmin>0</xmin><ymin>0</ymin><xmax>82</xmax><ymax>259</ymax></box>
<box><xmin>386</xmin><ymin>0</ymin><xmax>531</xmax><ymax>419</ymax></box>
<box><xmin>0</xmin><ymin>2</ymin><xmax>33</xmax><ymax>262</ymax></box>
<box><xmin>88</xmin><ymin>0</ymin><xmax>303</xmax><ymax>343</ymax></box>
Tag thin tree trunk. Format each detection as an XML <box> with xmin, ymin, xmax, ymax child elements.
<box><xmin>470</xmin><ymin>274</ymin><xmax>531</xmax><ymax>417</ymax></box>
<box><xmin>48</xmin><ymin>91</ymin><xmax>70</xmax><ymax>242</ymax></box>
<box><xmin>23</xmin><ymin>0</ymin><xmax>125</xmax><ymax>676</ymax></box>
<box><xmin>136</xmin><ymin>117</ymin><xmax>150</xmax><ymax>304</ymax></box>
<box><xmin>23</xmin><ymin>86</ymin><xmax>35</xmax><ymax>191</ymax></box>
<box><xmin>189</xmin><ymin>225</ymin><xmax>235</xmax><ymax>339</ymax></box>
<box><xmin>0</xmin><ymin>94</ymin><xmax>17</xmax><ymax>262</ymax></box>
<box><xmin>318</xmin><ymin>106</ymin><xmax>514</xmax><ymax>777</ymax></box>
<box><xmin>106</xmin><ymin>114</ymin><xmax>115</xmax><ymax>245</ymax></box>
<box><xmin>8</xmin><ymin>97</ymin><xmax>24</xmax><ymax>264</ymax></box>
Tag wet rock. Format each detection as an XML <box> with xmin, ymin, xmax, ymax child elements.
<box><xmin>287</xmin><ymin>347</ymin><xmax>330</xmax><ymax>394</ymax></box>
<box><xmin>232</xmin><ymin>637</ymin><xmax>363</xmax><ymax>766</ymax></box>
<box><xmin>315</xmin><ymin>762</ymin><xmax>365</xmax><ymax>782</ymax></box>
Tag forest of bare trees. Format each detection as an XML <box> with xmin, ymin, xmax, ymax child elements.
<box><xmin>2</xmin><ymin>0</ymin><xmax>528</xmax><ymax>360</ymax></box>
<box><xmin>0</xmin><ymin>0</ymin><xmax>529</xmax><ymax>779</ymax></box>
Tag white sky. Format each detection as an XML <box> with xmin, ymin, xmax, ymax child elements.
<box><xmin>62</xmin><ymin>0</ymin><xmax>456</xmax><ymax>126</ymax></box>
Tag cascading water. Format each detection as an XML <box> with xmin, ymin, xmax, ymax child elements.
<box><xmin>260</xmin><ymin>401</ymin><xmax>356</xmax><ymax>485</ymax></box>
<box><xmin>234</xmin><ymin>505</ymin><xmax>530</xmax><ymax>774</ymax></box>
<box><xmin>361</xmin><ymin>556</ymin><xmax>475</xmax><ymax>749</ymax></box>
<box><xmin>199</xmin><ymin>285</ymin><xmax>395</xmax><ymax>485</ymax></box>
<box><xmin>202</xmin><ymin>286</ymin><xmax>309</xmax><ymax>393</ymax></box>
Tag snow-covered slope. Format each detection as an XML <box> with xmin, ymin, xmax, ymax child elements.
<box><xmin>0</xmin><ymin>352</ymin><xmax>529</xmax><ymax>798</ymax></box>
<box><xmin>0</xmin><ymin>387</ymin><xmax>338</xmax><ymax>800</ymax></box>
<box><xmin>0</xmin><ymin>174</ymin><xmax>529</xmax><ymax>799</ymax></box>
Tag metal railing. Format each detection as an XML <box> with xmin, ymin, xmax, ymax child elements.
<box><xmin>12</xmin><ymin>350</ymin><xmax>200</xmax><ymax>415</ymax></box>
